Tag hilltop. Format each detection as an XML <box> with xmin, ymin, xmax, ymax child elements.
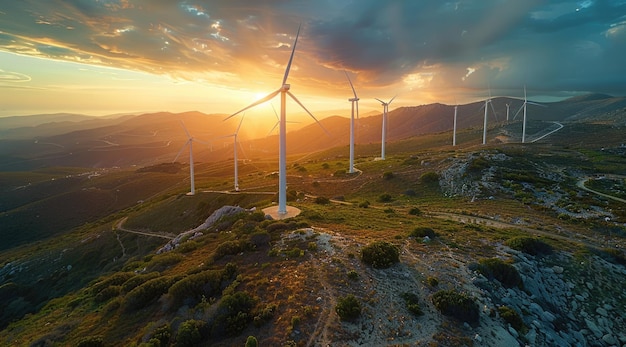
<box><xmin>0</xmin><ymin>98</ymin><xmax>625</xmax><ymax>346</ymax></box>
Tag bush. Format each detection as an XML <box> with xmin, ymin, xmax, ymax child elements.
<box><xmin>408</xmin><ymin>207</ymin><xmax>422</xmax><ymax>215</ymax></box>
<box><xmin>121</xmin><ymin>272</ymin><xmax>160</xmax><ymax>293</ymax></box>
<box><xmin>214</xmin><ymin>240</ymin><xmax>253</xmax><ymax>260</ymax></box>
<box><xmin>377</xmin><ymin>194</ymin><xmax>393</xmax><ymax>203</ymax></box>
<box><xmin>358</xmin><ymin>200</ymin><xmax>370</xmax><ymax>208</ymax></box>
<box><xmin>383</xmin><ymin>171</ymin><xmax>394</xmax><ymax>180</ymax></box>
<box><xmin>498</xmin><ymin>306</ymin><xmax>525</xmax><ymax>332</ymax></box>
<box><xmin>505</xmin><ymin>237</ymin><xmax>553</xmax><ymax>256</ymax></box>
<box><xmin>123</xmin><ymin>276</ymin><xmax>177</xmax><ymax>312</ymax></box>
<box><xmin>253</xmin><ymin>303</ymin><xmax>276</xmax><ymax>327</ymax></box>
<box><xmin>401</xmin><ymin>292</ymin><xmax>423</xmax><ymax>316</ymax></box>
<box><xmin>335</xmin><ymin>294</ymin><xmax>361</xmax><ymax>321</ymax></box>
<box><xmin>91</xmin><ymin>272</ymin><xmax>135</xmax><ymax>295</ymax></box>
<box><xmin>95</xmin><ymin>285</ymin><xmax>121</xmax><ymax>303</ymax></box>
<box><xmin>77</xmin><ymin>336</ymin><xmax>104</xmax><ymax>347</ymax></box>
<box><xmin>175</xmin><ymin>320</ymin><xmax>207</xmax><ymax>347</ymax></box>
<box><xmin>409</xmin><ymin>227</ymin><xmax>436</xmax><ymax>238</ymax></box>
<box><xmin>361</xmin><ymin>241</ymin><xmax>400</xmax><ymax>269</ymax></box>
<box><xmin>212</xmin><ymin>291</ymin><xmax>257</xmax><ymax>337</ymax></box>
<box><xmin>474</xmin><ymin>258</ymin><xmax>522</xmax><ymax>289</ymax></box>
<box><xmin>420</xmin><ymin>171</ymin><xmax>440</xmax><ymax>184</ymax></box>
<box><xmin>347</xmin><ymin>270</ymin><xmax>359</xmax><ymax>281</ymax></box>
<box><xmin>426</xmin><ymin>276</ymin><xmax>439</xmax><ymax>287</ymax></box>
<box><xmin>432</xmin><ymin>290</ymin><xmax>479</xmax><ymax>323</ymax></box>
<box><xmin>146</xmin><ymin>253</ymin><xmax>184</xmax><ymax>272</ymax></box>
<box><xmin>245</xmin><ymin>336</ymin><xmax>258</xmax><ymax>347</ymax></box>
<box><xmin>168</xmin><ymin>268</ymin><xmax>235</xmax><ymax>307</ymax></box>
<box><xmin>314</xmin><ymin>196</ymin><xmax>331</xmax><ymax>204</ymax></box>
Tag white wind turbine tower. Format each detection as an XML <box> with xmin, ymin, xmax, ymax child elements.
<box><xmin>375</xmin><ymin>96</ymin><xmax>396</xmax><ymax>160</ymax></box>
<box><xmin>345</xmin><ymin>71</ymin><xmax>359</xmax><ymax>173</ymax></box>
<box><xmin>225</xmin><ymin>25</ymin><xmax>328</xmax><ymax>216</ymax></box>
<box><xmin>513</xmin><ymin>86</ymin><xmax>546</xmax><ymax>143</ymax></box>
<box><xmin>505</xmin><ymin>102</ymin><xmax>511</xmax><ymax>123</ymax></box>
<box><xmin>173</xmin><ymin>120</ymin><xmax>209</xmax><ymax>195</ymax></box>
<box><xmin>481</xmin><ymin>90</ymin><xmax>498</xmax><ymax>145</ymax></box>
<box><xmin>214</xmin><ymin>115</ymin><xmax>245</xmax><ymax>191</ymax></box>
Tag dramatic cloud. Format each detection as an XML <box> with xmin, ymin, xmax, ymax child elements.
<box><xmin>1</xmin><ymin>0</ymin><xmax>625</xmax><ymax>109</ymax></box>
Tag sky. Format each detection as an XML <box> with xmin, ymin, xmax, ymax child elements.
<box><xmin>1</xmin><ymin>0</ymin><xmax>626</xmax><ymax>118</ymax></box>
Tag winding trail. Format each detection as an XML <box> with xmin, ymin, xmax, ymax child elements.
<box><xmin>530</xmin><ymin>121</ymin><xmax>564</xmax><ymax>143</ymax></box>
<box><xmin>114</xmin><ymin>217</ymin><xmax>175</xmax><ymax>240</ymax></box>
<box><xmin>576</xmin><ymin>176</ymin><xmax>626</xmax><ymax>204</ymax></box>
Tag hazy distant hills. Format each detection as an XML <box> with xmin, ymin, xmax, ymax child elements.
<box><xmin>1</xmin><ymin>93</ymin><xmax>625</xmax><ymax>171</ymax></box>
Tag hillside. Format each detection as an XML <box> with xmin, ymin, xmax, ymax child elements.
<box><xmin>2</xmin><ymin>94</ymin><xmax>626</xmax><ymax>171</ymax></box>
<box><xmin>1</xmin><ymin>111</ymin><xmax>625</xmax><ymax>346</ymax></box>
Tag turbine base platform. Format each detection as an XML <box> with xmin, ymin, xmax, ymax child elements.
<box><xmin>263</xmin><ymin>205</ymin><xmax>301</xmax><ymax>220</ymax></box>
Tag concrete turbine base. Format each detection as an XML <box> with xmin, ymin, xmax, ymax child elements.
<box><xmin>262</xmin><ymin>205</ymin><xmax>301</xmax><ymax>220</ymax></box>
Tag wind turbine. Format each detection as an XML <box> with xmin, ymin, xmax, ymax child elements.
<box><xmin>481</xmin><ymin>90</ymin><xmax>498</xmax><ymax>145</ymax></box>
<box><xmin>214</xmin><ymin>115</ymin><xmax>245</xmax><ymax>191</ymax></box>
<box><xmin>225</xmin><ymin>25</ymin><xmax>328</xmax><ymax>216</ymax></box>
<box><xmin>345</xmin><ymin>71</ymin><xmax>359</xmax><ymax>173</ymax></box>
<box><xmin>453</xmin><ymin>104</ymin><xmax>458</xmax><ymax>146</ymax></box>
<box><xmin>375</xmin><ymin>96</ymin><xmax>396</xmax><ymax>160</ymax></box>
<box><xmin>505</xmin><ymin>102</ymin><xmax>511</xmax><ymax>123</ymax></box>
<box><xmin>173</xmin><ymin>120</ymin><xmax>209</xmax><ymax>195</ymax></box>
<box><xmin>513</xmin><ymin>86</ymin><xmax>546</xmax><ymax>143</ymax></box>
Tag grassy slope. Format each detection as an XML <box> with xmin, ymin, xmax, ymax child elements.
<box><xmin>0</xmin><ymin>120</ymin><xmax>625</xmax><ymax>346</ymax></box>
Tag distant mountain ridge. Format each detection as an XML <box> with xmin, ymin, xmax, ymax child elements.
<box><xmin>1</xmin><ymin>93</ymin><xmax>624</xmax><ymax>170</ymax></box>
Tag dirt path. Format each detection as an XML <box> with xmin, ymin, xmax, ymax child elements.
<box><xmin>577</xmin><ymin>176</ymin><xmax>626</xmax><ymax>204</ymax></box>
<box><xmin>114</xmin><ymin>217</ymin><xmax>176</xmax><ymax>240</ymax></box>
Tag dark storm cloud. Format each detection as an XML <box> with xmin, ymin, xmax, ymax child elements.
<box><xmin>1</xmin><ymin>0</ymin><xmax>625</xmax><ymax>98</ymax></box>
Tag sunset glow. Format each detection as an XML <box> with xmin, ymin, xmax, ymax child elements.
<box><xmin>1</xmin><ymin>1</ymin><xmax>625</xmax><ymax>118</ymax></box>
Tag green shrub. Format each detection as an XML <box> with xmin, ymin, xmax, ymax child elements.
<box><xmin>284</xmin><ymin>247</ymin><xmax>304</xmax><ymax>258</ymax></box>
<box><xmin>168</xmin><ymin>268</ymin><xmax>234</xmax><ymax>307</ymax></box>
<box><xmin>426</xmin><ymin>276</ymin><xmax>439</xmax><ymax>287</ymax></box>
<box><xmin>145</xmin><ymin>324</ymin><xmax>171</xmax><ymax>347</ymax></box>
<box><xmin>214</xmin><ymin>240</ymin><xmax>253</xmax><ymax>260</ymax></box>
<box><xmin>467</xmin><ymin>156</ymin><xmax>489</xmax><ymax>173</ymax></box>
<box><xmin>432</xmin><ymin>290</ymin><xmax>479</xmax><ymax>323</ymax></box>
<box><xmin>123</xmin><ymin>276</ymin><xmax>177</xmax><ymax>312</ymax></box>
<box><xmin>95</xmin><ymin>285</ymin><xmax>121</xmax><ymax>303</ymax></box>
<box><xmin>409</xmin><ymin>227</ymin><xmax>436</xmax><ymax>238</ymax></box>
<box><xmin>383</xmin><ymin>171</ymin><xmax>394</xmax><ymax>180</ymax></box>
<box><xmin>212</xmin><ymin>291</ymin><xmax>257</xmax><ymax>337</ymax></box>
<box><xmin>121</xmin><ymin>272</ymin><xmax>160</xmax><ymax>294</ymax></box>
<box><xmin>505</xmin><ymin>237</ymin><xmax>553</xmax><ymax>256</ymax></box>
<box><xmin>249</xmin><ymin>232</ymin><xmax>271</xmax><ymax>248</ymax></box>
<box><xmin>91</xmin><ymin>272</ymin><xmax>135</xmax><ymax>295</ymax></box>
<box><xmin>474</xmin><ymin>258</ymin><xmax>522</xmax><ymax>289</ymax></box>
<box><xmin>333</xmin><ymin>169</ymin><xmax>346</xmax><ymax>177</ymax></box>
<box><xmin>401</xmin><ymin>292</ymin><xmax>423</xmax><ymax>316</ymax></box>
<box><xmin>335</xmin><ymin>294</ymin><xmax>361</xmax><ymax>321</ymax></box>
<box><xmin>175</xmin><ymin>319</ymin><xmax>207</xmax><ymax>347</ymax></box>
<box><xmin>420</xmin><ymin>171</ymin><xmax>440</xmax><ymax>183</ymax></box>
<box><xmin>347</xmin><ymin>270</ymin><xmax>359</xmax><ymax>281</ymax></box>
<box><xmin>146</xmin><ymin>253</ymin><xmax>184</xmax><ymax>272</ymax></box>
<box><xmin>253</xmin><ymin>303</ymin><xmax>276</xmax><ymax>327</ymax></box>
<box><xmin>498</xmin><ymin>306</ymin><xmax>525</xmax><ymax>332</ymax></box>
<box><xmin>245</xmin><ymin>336</ymin><xmax>258</xmax><ymax>347</ymax></box>
<box><xmin>358</xmin><ymin>200</ymin><xmax>370</xmax><ymax>208</ymax></box>
<box><xmin>377</xmin><ymin>194</ymin><xmax>393</xmax><ymax>203</ymax></box>
<box><xmin>77</xmin><ymin>336</ymin><xmax>104</xmax><ymax>347</ymax></box>
<box><xmin>361</xmin><ymin>241</ymin><xmax>400</xmax><ymax>269</ymax></box>
<box><xmin>408</xmin><ymin>207</ymin><xmax>422</xmax><ymax>215</ymax></box>
<box><xmin>314</xmin><ymin>196</ymin><xmax>331</xmax><ymax>204</ymax></box>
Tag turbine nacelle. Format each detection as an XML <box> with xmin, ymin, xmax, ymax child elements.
<box><xmin>281</xmin><ymin>84</ymin><xmax>291</xmax><ymax>91</ymax></box>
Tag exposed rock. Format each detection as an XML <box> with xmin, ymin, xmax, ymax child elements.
<box><xmin>603</xmin><ymin>333</ymin><xmax>618</xmax><ymax>345</ymax></box>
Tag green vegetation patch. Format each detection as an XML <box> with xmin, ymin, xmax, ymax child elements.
<box><xmin>472</xmin><ymin>258</ymin><xmax>523</xmax><ymax>289</ymax></box>
<box><xmin>361</xmin><ymin>241</ymin><xmax>400</xmax><ymax>269</ymax></box>
<box><xmin>335</xmin><ymin>294</ymin><xmax>361</xmax><ymax>321</ymax></box>
<box><xmin>505</xmin><ymin>236</ymin><xmax>553</xmax><ymax>256</ymax></box>
<box><xmin>432</xmin><ymin>290</ymin><xmax>479</xmax><ymax>323</ymax></box>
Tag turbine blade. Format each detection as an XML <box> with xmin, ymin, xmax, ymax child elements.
<box><xmin>375</xmin><ymin>98</ymin><xmax>385</xmax><ymax>105</ymax></box>
<box><xmin>225</xmin><ymin>89</ymin><xmax>280</xmax><ymax>121</ymax></box>
<box><xmin>282</xmin><ymin>24</ymin><xmax>301</xmax><ymax>86</ymax></box>
<box><xmin>512</xmin><ymin>104</ymin><xmax>525</xmax><ymax>120</ymax></box>
<box><xmin>195</xmin><ymin>139</ymin><xmax>211</xmax><ymax>145</ymax></box>
<box><xmin>287</xmin><ymin>91</ymin><xmax>330</xmax><ymax>136</ymax></box>
<box><xmin>267</xmin><ymin>122</ymin><xmax>279</xmax><ymax>137</ymax></box>
<box><xmin>271</xmin><ymin>103</ymin><xmax>279</xmax><ymax>121</ymax></box>
<box><xmin>344</xmin><ymin>70</ymin><xmax>357</xmax><ymax>98</ymax></box>
<box><xmin>388</xmin><ymin>95</ymin><xmax>397</xmax><ymax>104</ymax></box>
<box><xmin>179</xmin><ymin>120</ymin><xmax>191</xmax><ymax>139</ymax></box>
<box><xmin>489</xmin><ymin>101</ymin><xmax>498</xmax><ymax>121</ymax></box>
<box><xmin>527</xmin><ymin>101</ymin><xmax>547</xmax><ymax>107</ymax></box>
<box><xmin>236</xmin><ymin>114</ymin><xmax>245</xmax><ymax>134</ymax></box>
<box><xmin>173</xmin><ymin>141</ymin><xmax>189</xmax><ymax>162</ymax></box>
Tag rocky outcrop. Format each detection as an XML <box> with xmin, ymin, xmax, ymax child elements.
<box><xmin>156</xmin><ymin>205</ymin><xmax>246</xmax><ymax>254</ymax></box>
